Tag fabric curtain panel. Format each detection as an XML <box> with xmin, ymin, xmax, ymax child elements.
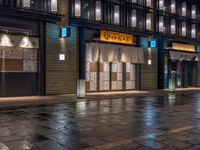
<box><xmin>130</xmin><ymin>47</ymin><xmax>139</xmax><ymax>64</ymax></box>
<box><xmin>137</xmin><ymin>47</ymin><xmax>145</xmax><ymax>64</ymax></box>
<box><xmin>100</xmin><ymin>44</ymin><xmax>117</xmax><ymax>62</ymax></box>
<box><xmin>121</xmin><ymin>46</ymin><xmax>130</xmax><ymax>63</ymax></box>
<box><xmin>91</xmin><ymin>43</ymin><xmax>100</xmax><ymax>62</ymax></box>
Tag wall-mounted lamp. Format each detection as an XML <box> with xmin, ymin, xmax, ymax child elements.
<box><xmin>59</xmin><ymin>54</ymin><xmax>65</xmax><ymax>61</ymax></box>
<box><xmin>60</xmin><ymin>27</ymin><xmax>70</xmax><ymax>38</ymax></box>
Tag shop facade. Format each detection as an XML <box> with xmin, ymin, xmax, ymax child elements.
<box><xmin>163</xmin><ymin>42</ymin><xmax>198</xmax><ymax>89</ymax></box>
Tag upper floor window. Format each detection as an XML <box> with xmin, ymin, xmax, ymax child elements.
<box><xmin>75</xmin><ymin>0</ymin><xmax>81</xmax><ymax>17</ymax></box>
<box><xmin>181</xmin><ymin>2</ymin><xmax>186</xmax><ymax>17</ymax></box>
<box><xmin>146</xmin><ymin>0</ymin><xmax>152</xmax><ymax>7</ymax></box>
<box><xmin>159</xmin><ymin>16</ymin><xmax>164</xmax><ymax>32</ymax></box>
<box><xmin>22</xmin><ymin>0</ymin><xmax>31</xmax><ymax>8</ymax></box>
<box><xmin>181</xmin><ymin>21</ymin><xmax>186</xmax><ymax>36</ymax></box>
<box><xmin>171</xmin><ymin>19</ymin><xmax>176</xmax><ymax>34</ymax></box>
<box><xmin>114</xmin><ymin>5</ymin><xmax>120</xmax><ymax>24</ymax></box>
<box><xmin>191</xmin><ymin>24</ymin><xmax>196</xmax><ymax>38</ymax></box>
<box><xmin>95</xmin><ymin>1</ymin><xmax>101</xmax><ymax>21</ymax></box>
<box><xmin>191</xmin><ymin>5</ymin><xmax>196</xmax><ymax>19</ymax></box>
<box><xmin>146</xmin><ymin>13</ymin><xmax>153</xmax><ymax>30</ymax></box>
<box><xmin>158</xmin><ymin>0</ymin><xmax>164</xmax><ymax>10</ymax></box>
<box><xmin>131</xmin><ymin>9</ymin><xmax>137</xmax><ymax>27</ymax></box>
<box><xmin>51</xmin><ymin>0</ymin><xmax>57</xmax><ymax>13</ymax></box>
<box><xmin>171</xmin><ymin>0</ymin><xmax>176</xmax><ymax>13</ymax></box>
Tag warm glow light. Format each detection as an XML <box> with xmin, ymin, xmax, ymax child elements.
<box><xmin>0</xmin><ymin>34</ymin><xmax>13</xmax><ymax>47</ymax></box>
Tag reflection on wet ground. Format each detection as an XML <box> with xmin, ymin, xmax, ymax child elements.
<box><xmin>1</xmin><ymin>93</ymin><xmax>200</xmax><ymax>149</ymax></box>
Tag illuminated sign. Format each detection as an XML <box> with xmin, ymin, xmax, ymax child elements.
<box><xmin>149</xmin><ymin>40</ymin><xmax>157</xmax><ymax>48</ymax></box>
<box><xmin>172</xmin><ymin>43</ymin><xmax>195</xmax><ymax>52</ymax></box>
<box><xmin>100</xmin><ymin>30</ymin><xmax>134</xmax><ymax>45</ymax></box>
<box><xmin>61</xmin><ymin>28</ymin><xmax>67</xmax><ymax>38</ymax></box>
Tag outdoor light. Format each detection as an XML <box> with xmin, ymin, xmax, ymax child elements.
<box><xmin>51</xmin><ymin>0</ymin><xmax>57</xmax><ymax>13</ymax></box>
<box><xmin>75</xmin><ymin>0</ymin><xmax>81</xmax><ymax>17</ymax></box>
<box><xmin>60</xmin><ymin>27</ymin><xmax>70</xmax><ymax>38</ymax></box>
<box><xmin>149</xmin><ymin>40</ymin><xmax>157</xmax><ymax>48</ymax></box>
<box><xmin>148</xmin><ymin>59</ymin><xmax>152</xmax><ymax>65</ymax></box>
<box><xmin>171</xmin><ymin>0</ymin><xmax>176</xmax><ymax>13</ymax></box>
<box><xmin>22</xmin><ymin>0</ymin><xmax>31</xmax><ymax>8</ymax></box>
<box><xmin>131</xmin><ymin>9</ymin><xmax>137</xmax><ymax>27</ymax></box>
<box><xmin>59</xmin><ymin>54</ymin><xmax>65</xmax><ymax>61</ymax></box>
<box><xmin>191</xmin><ymin>24</ymin><xmax>196</xmax><ymax>38</ymax></box>
<box><xmin>95</xmin><ymin>1</ymin><xmax>101</xmax><ymax>21</ymax></box>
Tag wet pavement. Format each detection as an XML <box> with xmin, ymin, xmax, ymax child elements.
<box><xmin>1</xmin><ymin>92</ymin><xmax>200</xmax><ymax>149</ymax></box>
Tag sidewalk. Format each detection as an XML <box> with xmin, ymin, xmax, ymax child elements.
<box><xmin>0</xmin><ymin>88</ymin><xmax>200</xmax><ymax>108</ymax></box>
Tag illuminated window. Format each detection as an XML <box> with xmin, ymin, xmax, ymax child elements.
<box><xmin>191</xmin><ymin>24</ymin><xmax>196</xmax><ymax>38</ymax></box>
<box><xmin>146</xmin><ymin>13</ymin><xmax>152</xmax><ymax>30</ymax></box>
<box><xmin>159</xmin><ymin>0</ymin><xmax>164</xmax><ymax>10</ymax></box>
<box><xmin>181</xmin><ymin>2</ymin><xmax>186</xmax><ymax>16</ymax></box>
<box><xmin>182</xmin><ymin>22</ymin><xmax>186</xmax><ymax>36</ymax></box>
<box><xmin>146</xmin><ymin>0</ymin><xmax>152</xmax><ymax>7</ymax></box>
<box><xmin>114</xmin><ymin>5</ymin><xmax>120</xmax><ymax>24</ymax></box>
<box><xmin>191</xmin><ymin>5</ymin><xmax>196</xmax><ymax>19</ymax></box>
<box><xmin>51</xmin><ymin>0</ymin><xmax>57</xmax><ymax>12</ymax></box>
<box><xmin>131</xmin><ymin>9</ymin><xmax>137</xmax><ymax>27</ymax></box>
<box><xmin>171</xmin><ymin>0</ymin><xmax>176</xmax><ymax>13</ymax></box>
<box><xmin>22</xmin><ymin>0</ymin><xmax>30</xmax><ymax>8</ymax></box>
<box><xmin>159</xmin><ymin>16</ymin><xmax>164</xmax><ymax>32</ymax></box>
<box><xmin>95</xmin><ymin>1</ymin><xmax>101</xmax><ymax>21</ymax></box>
<box><xmin>75</xmin><ymin>0</ymin><xmax>81</xmax><ymax>17</ymax></box>
<box><xmin>171</xmin><ymin>19</ymin><xmax>176</xmax><ymax>34</ymax></box>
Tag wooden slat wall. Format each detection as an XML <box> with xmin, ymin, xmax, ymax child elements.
<box><xmin>197</xmin><ymin>62</ymin><xmax>200</xmax><ymax>87</ymax></box>
<box><xmin>140</xmin><ymin>48</ymin><xmax>158</xmax><ymax>90</ymax></box>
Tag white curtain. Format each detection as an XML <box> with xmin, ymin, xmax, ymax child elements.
<box><xmin>91</xmin><ymin>43</ymin><xmax>99</xmax><ymax>62</ymax></box>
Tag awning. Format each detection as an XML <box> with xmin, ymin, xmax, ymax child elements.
<box><xmin>169</xmin><ymin>51</ymin><xmax>196</xmax><ymax>61</ymax></box>
<box><xmin>86</xmin><ymin>42</ymin><xmax>144</xmax><ymax>64</ymax></box>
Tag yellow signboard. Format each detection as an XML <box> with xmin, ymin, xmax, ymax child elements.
<box><xmin>172</xmin><ymin>43</ymin><xmax>196</xmax><ymax>52</ymax></box>
<box><xmin>100</xmin><ymin>30</ymin><xmax>134</xmax><ymax>45</ymax></box>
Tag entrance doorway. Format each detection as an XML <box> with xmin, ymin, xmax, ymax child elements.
<box><xmin>169</xmin><ymin>60</ymin><xmax>197</xmax><ymax>88</ymax></box>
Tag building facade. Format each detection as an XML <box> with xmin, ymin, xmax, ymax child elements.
<box><xmin>69</xmin><ymin>0</ymin><xmax>200</xmax><ymax>95</ymax></box>
<box><xmin>1</xmin><ymin>0</ymin><xmax>200</xmax><ymax>97</ymax></box>
<box><xmin>0</xmin><ymin>0</ymin><xmax>61</xmax><ymax>97</ymax></box>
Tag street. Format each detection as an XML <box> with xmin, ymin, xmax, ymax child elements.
<box><xmin>1</xmin><ymin>92</ymin><xmax>200</xmax><ymax>149</ymax></box>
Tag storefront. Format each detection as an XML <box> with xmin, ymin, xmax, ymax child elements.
<box><xmin>83</xmin><ymin>29</ymin><xmax>145</xmax><ymax>92</ymax></box>
<box><xmin>0</xmin><ymin>33</ymin><xmax>39</xmax><ymax>96</ymax></box>
<box><xmin>164</xmin><ymin>42</ymin><xmax>198</xmax><ymax>89</ymax></box>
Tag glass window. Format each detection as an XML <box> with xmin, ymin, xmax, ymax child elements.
<box><xmin>171</xmin><ymin>19</ymin><xmax>176</xmax><ymax>34</ymax></box>
<box><xmin>51</xmin><ymin>0</ymin><xmax>57</xmax><ymax>13</ymax></box>
<box><xmin>171</xmin><ymin>0</ymin><xmax>176</xmax><ymax>13</ymax></box>
<box><xmin>95</xmin><ymin>1</ymin><xmax>101</xmax><ymax>21</ymax></box>
<box><xmin>159</xmin><ymin>16</ymin><xmax>164</xmax><ymax>32</ymax></box>
<box><xmin>191</xmin><ymin>5</ymin><xmax>196</xmax><ymax>19</ymax></box>
<box><xmin>22</xmin><ymin>0</ymin><xmax>31</xmax><ymax>8</ymax></box>
<box><xmin>131</xmin><ymin>9</ymin><xmax>137</xmax><ymax>27</ymax></box>
<box><xmin>181</xmin><ymin>21</ymin><xmax>186</xmax><ymax>36</ymax></box>
<box><xmin>191</xmin><ymin>24</ymin><xmax>196</xmax><ymax>38</ymax></box>
<box><xmin>159</xmin><ymin>0</ymin><xmax>164</xmax><ymax>10</ymax></box>
<box><xmin>146</xmin><ymin>0</ymin><xmax>152</xmax><ymax>7</ymax></box>
<box><xmin>181</xmin><ymin>2</ymin><xmax>186</xmax><ymax>17</ymax></box>
<box><xmin>146</xmin><ymin>13</ymin><xmax>152</xmax><ymax>30</ymax></box>
<box><xmin>114</xmin><ymin>5</ymin><xmax>120</xmax><ymax>24</ymax></box>
<box><xmin>75</xmin><ymin>0</ymin><xmax>81</xmax><ymax>17</ymax></box>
